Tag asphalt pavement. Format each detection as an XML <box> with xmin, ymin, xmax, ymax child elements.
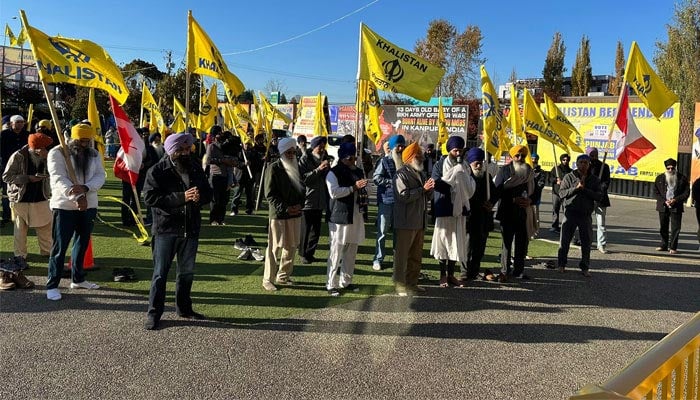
<box><xmin>1</xmin><ymin>189</ymin><xmax>699</xmax><ymax>400</ymax></box>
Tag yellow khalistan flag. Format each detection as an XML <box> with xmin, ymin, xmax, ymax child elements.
<box><xmin>26</xmin><ymin>104</ymin><xmax>34</xmax><ymax>128</ymax></box>
<box><xmin>542</xmin><ymin>93</ymin><xmax>584</xmax><ymax>153</ymax></box>
<box><xmin>20</xmin><ymin>11</ymin><xmax>129</xmax><ymax>104</ymax></box>
<box><xmin>522</xmin><ymin>90</ymin><xmax>567</xmax><ymax>151</ymax></box>
<box><xmin>313</xmin><ymin>92</ymin><xmax>329</xmax><ymax>137</ymax></box>
<box><xmin>87</xmin><ymin>88</ymin><xmax>105</xmax><ymax>163</ymax></box>
<box><xmin>358</xmin><ymin>23</ymin><xmax>444</xmax><ymax>102</ymax></box>
<box><xmin>197</xmin><ymin>83</ymin><xmax>218</xmax><ymax>133</ymax></box>
<box><xmin>225</xmin><ymin>104</ymin><xmax>251</xmax><ymax>144</ymax></box>
<box><xmin>142</xmin><ymin>83</ymin><xmax>164</xmax><ymax>133</ymax></box>
<box><xmin>173</xmin><ymin>97</ymin><xmax>194</xmax><ymax>129</ymax></box>
<box><xmin>252</xmin><ymin>93</ymin><xmax>264</xmax><ymax>136</ymax></box>
<box><xmin>170</xmin><ymin>113</ymin><xmax>186</xmax><ymax>134</ymax></box>
<box><xmin>625</xmin><ymin>41</ymin><xmax>678</xmax><ymax>119</ymax></box>
<box><xmin>5</xmin><ymin>24</ymin><xmax>27</xmax><ymax>47</ymax></box>
<box><xmin>480</xmin><ymin>65</ymin><xmax>505</xmax><ymax>156</ymax></box>
<box><xmin>186</xmin><ymin>11</ymin><xmax>244</xmax><ymax>99</ymax></box>
<box><xmin>508</xmin><ymin>86</ymin><xmax>532</xmax><ymax>166</ymax></box>
<box><xmin>357</xmin><ymin>79</ymin><xmax>382</xmax><ymax>144</ymax></box>
<box><xmin>259</xmin><ymin>92</ymin><xmax>293</xmax><ymax>129</ymax></box>
<box><xmin>437</xmin><ymin>97</ymin><xmax>449</xmax><ymax>147</ymax></box>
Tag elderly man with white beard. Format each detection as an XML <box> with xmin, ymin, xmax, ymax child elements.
<box><xmin>430</xmin><ymin>136</ymin><xmax>475</xmax><ymax>287</ymax></box>
<box><xmin>262</xmin><ymin>137</ymin><xmax>306</xmax><ymax>291</ymax></box>
<box><xmin>494</xmin><ymin>145</ymin><xmax>535</xmax><ymax>282</ymax></box>
<box><xmin>372</xmin><ymin>134</ymin><xmax>405</xmax><ymax>271</ymax></box>
<box><xmin>653</xmin><ymin>158</ymin><xmax>690</xmax><ymax>254</ymax></box>
<box><xmin>459</xmin><ymin>147</ymin><xmax>496</xmax><ymax>283</ymax></box>
<box><xmin>324</xmin><ymin>142</ymin><xmax>368</xmax><ymax>296</ymax></box>
<box><xmin>45</xmin><ymin>124</ymin><xmax>106</xmax><ymax>301</ymax></box>
<box><xmin>393</xmin><ymin>142</ymin><xmax>434</xmax><ymax>296</ymax></box>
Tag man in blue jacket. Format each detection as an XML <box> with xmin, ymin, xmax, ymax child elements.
<box><xmin>143</xmin><ymin>133</ymin><xmax>212</xmax><ymax>330</ymax></box>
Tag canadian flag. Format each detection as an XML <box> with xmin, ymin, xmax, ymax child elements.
<box><xmin>615</xmin><ymin>85</ymin><xmax>656</xmax><ymax>170</ymax></box>
<box><xmin>110</xmin><ymin>96</ymin><xmax>145</xmax><ymax>186</ymax></box>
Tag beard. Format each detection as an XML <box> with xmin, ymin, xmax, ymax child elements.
<box><xmin>29</xmin><ymin>151</ymin><xmax>46</xmax><ymax>172</ymax></box>
<box><xmin>471</xmin><ymin>165</ymin><xmax>484</xmax><ymax>178</ymax></box>
<box><xmin>392</xmin><ymin>148</ymin><xmax>404</xmax><ymax>168</ymax></box>
<box><xmin>281</xmin><ymin>155</ymin><xmax>304</xmax><ymax>193</ymax></box>
<box><xmin>171</xmin><ymin>154</ymin><xmax>192</xmax><ymax>174</ymax></box>
<box><xmin>513</xmin><ymin>160</ymin><xmax>529</xmax><ymax>179</ymax></box>
<box><xmin>409</xmin><ymin>158</ymin><xmax>424</xmax><ymax>172</ymax></box>
<box><xmin>69</xmin><ymin>141</ymin><xmax>91</xmax><ymax>177</ymax></box>
<box><xmin>665</xmin><ymin>170</ymin><xmax>677</xmax><ymax>187</ymax></box>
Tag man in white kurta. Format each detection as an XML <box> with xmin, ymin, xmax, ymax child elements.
<box><xmin>325</xmin><ymin>142</ymin><xmax>367</xmax><ymax>296</ymax></box>
<box><xmin>429</xmin><ymin>136</ymin><xmax>475</xmax><ymax>287</ymax></box>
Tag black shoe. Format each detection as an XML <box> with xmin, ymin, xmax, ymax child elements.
<box><xmin>328</xmin><ymin>288</ymin><xmax>341</xmax><ymax>297</ymax></box>
<box><xmin>573</xmin><ymin>239</ymin><xmax>581</xmax><ymax>246</ymax></box>
<box><xmin>144</xmin><ymin>317</ymin><xmax>160</xmax><ymax>330</ymax></box>
<box><xmin>342</xmin><ymin>284</ymin><xmax>360</xmax><ymax>292</ymax></box>
<box><xmin>233</xmin><ymin>239</ymin><xmax>247</xmax><ymax>251</ymax></box>
<box><xmin>515</xmin><ymin>274</ymin><xmax>531</xmax><ymax>280</ymax></box>
<box><xmin>177</xmin><ymin>311</ymin><xmax>206</xmax><ymax>320</ymax></box>
<box><xmin>112</xmin><ymin>268</ymin><xmax>128</xmax><ymax>282</ymax></box>
<box><xmin>243</xmin><ymin>234</ymin><xmax>258</xmax><ymax>247</ymax></box>
<box><xmin>245</xmin><ymin>209</ymin><xmax>253</xmax><ymax>215</ymax></box>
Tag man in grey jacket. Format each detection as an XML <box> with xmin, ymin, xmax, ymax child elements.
<box><xmin>557</xmin><ymin>154</ymin><xmax>602</xmax><ymax>277</ymax></box>
<box><xmin>393</xmin><ymin>142</ymin><xmax>434</xmax><ymax>296</ymax></box>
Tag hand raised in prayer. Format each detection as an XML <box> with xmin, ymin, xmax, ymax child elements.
<box><xmin>184</xmin><ymin>187</ymin><xmax>200</xmax><ymax>203</ymax></box>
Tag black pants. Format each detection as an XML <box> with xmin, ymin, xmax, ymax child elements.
<box><xmin>696</xmin><ymin>206</ymin><xmax>700</xmax><ymax>244</ymax></box>
<box><xmin>558</xmin><ymin>210</ymin><xmax>592</xmax><ymax>270</ymax></box>
<box><xmin>209</xmin><ymin>175</ymin><xmax>229</xmax><ymax>224</ymax></box>
<box><xmin>462</xmin><ymin>213</ymin><xmax>488</xmax><ymax>280</ymax></box>
<box><xmin>121</xmin><ymin>181</ymin><xmax>141</xmax><ymax>226</ymax></box>
<box><xmin>300</xmin><ymin>209</ymin><xmax>323</xmax><ymax>259</ymax></box>
<box><xmin>500</xmin><ymin>215</ymin><xmax>529</xmax><ymax>277</ymax></box>
<box><xmin>551</xmin><ymin>193</ymin><xmax>562</xmax><ymax>229</ymax></box>
<box><xmin>1</xmin><ymin>182</ymin><xmax>10</xmax><ymax>222</ymax></box>
<box><xmin>658</xmin><ymin>210</ymin><xmax>682</xmax><ymax>250</ymax></box>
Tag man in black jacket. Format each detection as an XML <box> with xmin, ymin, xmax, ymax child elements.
<box><xmin>298</xmin><ymin>136</ymin><xmax>330</xmax><ymax>264</ymax></box>
<box><xmin>143</xmin><ymin>133</ymin><xmax>212</xmax><ymax>330</ymax></box>
<box><xmin>653</xmin><ymin>158</ymin><xmax>690</xmax><ymax>254</ymax></box>
<box><xmin>588</xmin><ymin>148</ymin><xmax>611</xmax><ymax>253</ymax></box>
<box><xmin>557</xmin><ymin>154</ymin><xmax>602</xmax><ymax>277</ymax></box>
<box><xmin>549</xmin><ymin>153</ymin><xmax>571</xmax><ymax>233</ymax></box>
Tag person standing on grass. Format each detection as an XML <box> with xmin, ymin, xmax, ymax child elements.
<box><xmin>45</xmin><ymin>124</ymin><xmax>106</xmax><ymax>301</ymax></box>
<box><xmin>692</xmin><ymin>177</ymin><xmax>700</xmax><ymax>251</ymax></box>
<box><xmin>261</xmin><ymin>137</ymin><xmax>305</xmax><ymax>291</ymax></box>
<box><xmin>430</xmin><ymin>136</ymin><xmax>475</xmax><ymax>288</ymax></box>
<box><xmin>325</xmin><ymin>142</ymin><xmax>368</xmax><ymax>296</ymax></box>
<box><xmin>653</xmin><ymin>158</ymin><xmax>689</xmax><ymax>255</ymax></box>
<box><xmin>372</xmin><ymin>134</ymin><xmax>405</xmax><ymax>271</ymax></box>
<box><xmin>393</xmin><ymin>142</ymin><xmax>434</xmax><ymax>296</ymax></box>
<box><xmin>142</xmin><ymin>133</ymin><xmax>212</xmax><ymax>330</ymax></box>
<box><xmin>298</xmin><ymin>136</ymin><xmax>330</xmax><ymax>264</ymax></box>
<box><xmin>549</xmin><ymin>153</ymin><xmax>571</xmax><ymax>233</ymax></box>
<box><xmin>557</xmin><ymin>154</ymin><xmax>602</xmax><ymax>277</ymax></box>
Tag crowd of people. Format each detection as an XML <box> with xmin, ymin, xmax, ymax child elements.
<box><xmin>2</xmin><ymin>113</ymin><xmax>700</xmax><ymax>330</ymax></box>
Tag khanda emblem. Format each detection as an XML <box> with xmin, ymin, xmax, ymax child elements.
<box><xmin>49</xmin><ymin>37</ymin><xmax>90</xmax><ymax>63</ymax></box>
<box><xmin>367</xmin><ymin>84</ymin><xmax>379</xmax><ymax>107</ymax></box>
<box><xmin>382</xmin><ymin>59</ymin><xmax>404</xmax><ymax>83</ymax></box>
<box><xmin>632</xmin><ymin>74</ymin><xmax>652</xmax><ymax>97</ymax></box>
<box><xmin>482</xmin><ymin>92</ymin><xmax>503</xmax><ymax>131</ymax></box>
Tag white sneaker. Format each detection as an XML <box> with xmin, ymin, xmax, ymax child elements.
<box><xmin>372</xmin><ymin>262</ymin><xmax>381</xmax><ymax>271</ymax></box>
<box><xmin>46</xmin><ymin>288</ymin><xmax>62</xmax><ymax>301</ymax></box>
<box><xmin>250</xmin><ymin>248</ymin><xmax>265</xmax><ymax>261</ymax></box>
<box><xmin>69</xmin><ymin>281</ymin><xmax>100</xmax><ymax>290</ymax></box>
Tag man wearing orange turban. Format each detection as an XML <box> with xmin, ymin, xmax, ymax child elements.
<box><xmin>1</xmin><ymin>133</ymin><xmax>55</xmax><ymax>290</ymax></box>
<box><xmin>493</xmin><ymin>145</ymin><xmax>535</xmax><ymax>282</ymax></box>
<box><xmin>393</xmin><ymin>141</ymin><xmax>435</xmax><ymax>295</ymax></box>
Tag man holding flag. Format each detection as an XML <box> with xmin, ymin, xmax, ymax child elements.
<box><xmin>45</xmin><ymin>124</ymin><xmax>106</xmax><ymax>301</ymax></box>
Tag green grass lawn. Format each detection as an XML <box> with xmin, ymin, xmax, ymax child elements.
<box><xmin>1</xmin><ymin>160</ymin><xmax>558</xmax><ymax>324</ymax></box>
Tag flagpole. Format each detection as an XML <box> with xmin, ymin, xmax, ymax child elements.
<box><xmin>139</xmin><ymin>83</ymin><xmax>145</xmax><ymax>128</ymax></box>
<box><xmin>225</xmin><ymin>104</ymin><xmax>253</xmax><ymax>179</ymax></box>
<box><xmin>552</xmin><ymin>142</ymin><xmax>561</xmax><ymax>180</ymax></box>
<box><xmin>131</xmin><ymin>184</ymin><xmax>145</xmax><ymax>227</ymax></box>
<box><xmin>185</xmin><ymin>72</ymin><xmax>191</xmax><ymax>128</ymax></box>
<box><xmin>600</xmin><ymin>80</ymin><xmax>627</xmax><ymax>178</ymax></box>
<box><xmin>19</xmin><ymin>11</ymin><xmax>78</xmax><ymax>184</ymax></box>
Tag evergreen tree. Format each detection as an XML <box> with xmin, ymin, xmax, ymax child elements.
<box><xmin>542</xmin><ymin>32</ymin><xmax>566</xmax><ymax>101</ymax></box>
<box><xmin>571</xmin><ymin>35</ymin><xmax>592</xmax><ymax>96</ymax></box>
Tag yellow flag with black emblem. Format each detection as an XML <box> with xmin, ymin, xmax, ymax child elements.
<box><xmin>624</xmin><ymin>41</ymin><xmax>678</xmax><ymax>119</ymax></box>
<box><xmin>19</xmin><ymin>11</ymin><xmax>129</xmax><ymax>104</ymax></box>
<box><xmin>522</xmin><ymin>90</ymin><xmax>567</xmax><ymax>151</ymax></box>
<box><xmin>480</xmin><ymin>65</ymin><xmax>505</xmax><ymax>157</ymax></box>
<box><xmin>197</xmin><ymin>83</ymin><xmax>218</xmax><ymax>133</ymax></box>
<box><xmin>543</xmin><ymin>93</ymin><xmax>584</xmax><ymax>153</ymax></box>
<box><xmin>357</xmin><ymin>79</ymin><xmax>382</xmax><ymax>144</ymax></box>
<box><xmin>508</xmin><ymin>86</ymin><xmax>532</xmax><ymax>166</ymax></box>
<box><xmin>187</xmin><ymin>11</ymin><xmax>245</xmax><ymax>98</ymax></box>
<box><xmin>141</xmin><ymin>83</ymin><xmax>164</xmax><ymax>133</ymax></box>
<box><xmin>170</xmin><ymin>113</ymin><xmax>186</xmax><ymax>134</ymax></box>
<box><xmin>5</xmin><ymin>24</ymin><xmax>27</xmax><ymax>47</ymax></box>
<box><xmin>358</xmin><ymin>23</ymin><xmax>444</xmax><ymax>102</ymax></box>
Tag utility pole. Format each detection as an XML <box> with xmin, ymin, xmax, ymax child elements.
<box><xmin>164</xmin><ymin>50</ymin><xmax>175</xmax><ymax>76</ymax></box>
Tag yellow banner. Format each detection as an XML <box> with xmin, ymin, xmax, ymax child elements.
<box><xmin>625</xmin><ymin>41</ymin><xmax>678</xmax><ymax>119</ymax></box>
<box><xmin>186</xmin><ymin>11</ymin><xmax>244</xmax><ymax>98</ymax></box>
<box><xmin>358</xmin><ymin>23</ymin><xmax>444</xmax><ymax>102</ymax></box>
<box><xmin>20</xmin><ymin>11</ymin><xmax>129</xmax><ymax>104</ymax></box>
<box><xmin>537</xmin><ymin>102</ymin><xmax>680</xmax><ymax>182</ymax></box>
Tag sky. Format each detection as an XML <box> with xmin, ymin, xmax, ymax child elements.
<box><xmin>2</xmin><ymin>0</ymin><xmax>679</xmax><ymax>104</ymax></box>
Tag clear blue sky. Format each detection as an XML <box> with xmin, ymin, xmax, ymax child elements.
<box><xmin>2</xmin><ymin>0</ymin><xmax>677</xmax><ymax>104</ymax></box>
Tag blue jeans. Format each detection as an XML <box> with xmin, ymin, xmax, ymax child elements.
<box><xmin>147</xmin><ymin>234</ymin><xmax>199</xmax><ymax>320</ymax></box>
<box><xmin>373</xmin><ymin>202</ymin><xmax>393</xmax><ymax>264</ymax></box>
<box><xmin>46</xmin><ymin>208</ymin><xmax>97</xmax><ymax>290</ymax></box>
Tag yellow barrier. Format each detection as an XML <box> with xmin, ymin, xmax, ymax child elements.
<box><xmin>570</xmin><ymin>312</ymin><xmax>700</xmax><ymax>400</ymax></box>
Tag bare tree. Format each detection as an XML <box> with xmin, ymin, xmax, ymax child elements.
<box><xmin>263</xmin><ymin>79</ymin><xmax>288</xmax><ymax>95</ymax></box>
